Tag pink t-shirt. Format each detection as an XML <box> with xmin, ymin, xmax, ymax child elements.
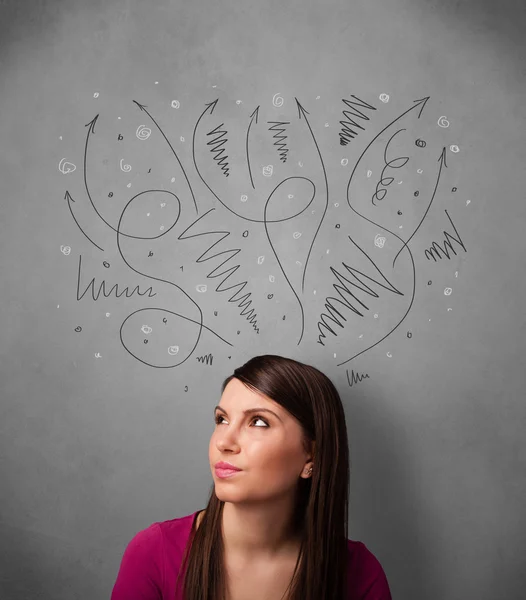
<box><xmin>111</xmin><ymin>511</ymin><xmax>392</xmax><ymax>599</ymax></box>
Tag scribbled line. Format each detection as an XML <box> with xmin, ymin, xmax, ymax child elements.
<box><xmin>346</xmin><ymin>369</ymin><xmax>370</xmax><ymax>387</ymax></box>
<box><xmin>339</xmin><ymin>95</ymin><xmax>377</xmax><ymax>146</ymax></box>
<box><xmin>372</xmin><ymin>129</ymin><xmax>409</xmax><ymax>206</ymax></box>
<box><xmin>65</xmin><ymin>191</ymin><xmax>104</xmax><ymax>251</ymax></box>
<box><xmin>76</xmin><ymin>255</ymin><xmax>156</xmax><ymax>301</ymax></box>
<box><xmin>392</xmin><ymin>147</ymin><xmax>447</xmax><ymax>268</ymax></box>
<box><xmin>207</xmin><ymin>123</ymin><xmax>230</xmax><ymax>177</ymax></box>
<box><xmin>317</xmin><ymin>236</ymin><xmax>403</xmax><ymax>343</ymax></box>
<box><xmin>268</xmin><ymin>121</ymin><xmax>290</xmax><ymax>163</ymax></box>
<box><xmin>425</xmin><ymin>209</ymin><xmax>467</xmax><ymax>261</ymax></box>
<box><xmin>196</xmin><ymin>353</ymin><xmax>214</xmax><ymax>365</ymax></box>
<box><xmin>295</xmin><ymin>98</ymin><xmax>329</xmax><ymax>294</ymax></box>
<box><xmin>178</xmin><ymin>208</ymin><xmax>260</xmax><ymax>334</ymax></box>
<box><xmin>335</xmin><ymin>96</ymin><xmax>430</xmax><ymax>366</ymax></box>
<box><xmin>133</xmin><ymin>101</ymin><xmax>197</xmax><ymax>214</ymax></box>
<box><xmin>246</xmin><ymin>106</ymin><xmax>260</xmax><ymax>189</ymax></box>
<box><xmin>113</xmin><ymin>198</ymin><xmax>233</xmax><ymax>368</ymax></box>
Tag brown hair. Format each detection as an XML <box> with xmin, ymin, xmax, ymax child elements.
<box><xmin>175</xmin><ymin>354</ymin><xmax>350</xmax><ymax>599</ymax></box>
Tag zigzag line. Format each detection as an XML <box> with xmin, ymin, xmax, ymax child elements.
<box><xmin>267</xmin><ymin>121</ymin><xmax>290</xmax><ymax>163</ymax></box>
<box><xmin>339</xmin><ymin>95</ymin><xmax>376</xmax><ymax>146</ymax></box>
<box><xmin>206</xmin><ymin>123</ymin><xmax>230</xmax><ymax>177</ymax></box>
<box><xmin>178</xmin><ymin>209</ymin><xmax>260</xmax><ymax>333</ymax></box>
<box><xmin>317</xmin><ymin>239</ymin><xmax>403</xmax><ymax>345</ymax></box>
<box><xmin>196</xmin><ymin>353</ymin><xmax>214</xmax><ymax>365</ymax></box>
<box><xmin>425</xmin><ymin>210</ymin><xmax>467</xmax><ymax>262</ymax></box>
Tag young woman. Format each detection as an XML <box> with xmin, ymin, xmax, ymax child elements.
<box><xmin>111</xmin><ymin>354</ymin><xmax>392</xmax><ymax>599</ymax></box>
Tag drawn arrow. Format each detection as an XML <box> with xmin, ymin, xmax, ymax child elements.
<box><xmin>246</xmin><ymin>105</ymin><xmax>260</xmax><ymax>189</ymax></box>
<box><xmin>392</xmin><ymin>146</ymin><xmax>447</xmax><ymax>267</ymax></box>
<box><xmin>295</xmin><ymin>97</ymin><xmax>329</xmax><ymax>293</ymax></box>
<box><xmin>132</xmin><ymin>100</ymin><xmax>197</xmax><ymax>214</ymax></box>
<box><xmin>65</xmin><ymin>190</ymin><xmax>104</xmax><ymax>251</ymax></box>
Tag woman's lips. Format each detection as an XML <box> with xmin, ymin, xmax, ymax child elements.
<box><xmin>215</xmin><ymin>467</ymin><xmax>242</xmax><ymax>479</ymax></box>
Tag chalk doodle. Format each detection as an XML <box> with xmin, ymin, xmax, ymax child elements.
<box><xmin>62</xmin><ymin>91</ymin><xmax>470</xmax><ymax>374</ymax></box>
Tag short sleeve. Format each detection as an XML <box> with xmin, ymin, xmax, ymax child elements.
<box><xmin>111</xmin><ymin>523</ymin><xmax>164</xmax><ymax>600</ymax></box>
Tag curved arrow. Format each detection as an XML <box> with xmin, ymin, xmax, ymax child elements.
<box><xmin>65</xmin><ymin>190</ymin><xmax>104</xmax><ymax>251</ymax></box>
<box><xmin>392</xmin><ymin>147</ymin><xmax>447</xmax><ymax>267</ymax></box>
<box><xmin>133</xmin><ymin>100</ymin><xmax>198</xmax><ymax>214</ymax></box>
<box><xmin>295</xmin><ymin>97</ymin><xmax>329</xmax><ymax>293</ymax></box>
<box><xmin>246</xmin><ymin>105</ymin><xmax>260</xmax><ymax>189</ymax></box>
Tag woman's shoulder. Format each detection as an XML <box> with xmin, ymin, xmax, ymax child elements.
<box><xmin>346</xmin><ymin>538</ymin><xmax>392</xmax><ymax>598</ymax></box>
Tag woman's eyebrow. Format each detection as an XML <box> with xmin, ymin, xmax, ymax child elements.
<box><xmin>214</xmin><ymin>405</ymin><xmax>282</xmax><ymax>422</ymax></box>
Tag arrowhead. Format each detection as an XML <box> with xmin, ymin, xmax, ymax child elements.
<box><xmin>205</xmin><ymin>99</ymin><xmax>219</xmax><ymax>114</ymax></box>
<box><xmin>413</xmin><ymin>96</ymin><xmax>430</xmax><ymax>118</ymax></box>
<box><xmin>133</xmin><ymin>100</ymin><xmax>148</xmax><ymax>111</ymax></box>
<box><xmin>85</xmin><ymin>114</ymin><xmax>99</xmax><ymax>133</ymax></box>
<box><xmin>64</xmin><ymin>190</ymin><xmax>74</xmax><ymax>202</ymax></box>
<box><xmin>249</xmin><ymin>105</ymin><xmax>260</xmax><ymax>123</ymax></box>
<box><xmin>438</xmin><ymin>146</ymin><xmax>448</xmax><ymax>168</ymax></box>
<box><xmin>295</xmin><ymin>97</ymin><xmax>310</xmax><ymax>119</ymax></box>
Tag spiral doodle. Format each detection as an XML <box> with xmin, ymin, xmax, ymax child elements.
<box><xmin>379</xmin><ymin>93</ymin><xmax>390</xmax><ymax>103</ymax></box>
<box><xmin>272</xmin><ymin>93</ymin><xmax>284</xmax><ymax>107</ymax></box>
<box><xmin>437</xmin><ymin>116</ymin><xmax>450</xmax><ymax>128</ymax></box>
<box><xmin>374</xmin><ymin>234</ymin><xmax>386</xmax><ymax>248</ymax></box>
<box><xmin>60</xmin><ymin>245</ymin><xmax>71</xmax><ymax>255</ymax></box>
<box><xmin>136</xmin><ymin>125</ymin><xmax>152</xmax><ymax>140</ymax></box>
<box><xmin>450</xmin><ymin>145</ymin><xmax>460</xmax><ymax>153</ymax></box>
<box><xmin>171</xmin><ymin>100</ymin><xmax>180</xmax><ymax>109</ymax></box>
<box><xmin>120</xmin><ymin>159</ymin><xmax>131</xmax><ymax>172</ymax></box>
<box><xmin>58</xmin><ymin>158</ymin><xmax>76</xmax><ymax>174</ymax></box>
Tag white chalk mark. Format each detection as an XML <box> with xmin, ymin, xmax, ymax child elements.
<box><xmin>437</xmin><ymin>116</ymin><xmax>450</xmax><ymax>128</ymax></box>
<box><xmin>263</xmin><ymin>165</ymin><xmax>273</xmax><ymax>177</ymax></box>
<box><xmin>168</xmin><ymin>346</ymin><xmax>179</xmax><ymax>355</ymax></box>
<box><xmin>324</xmin><ymin>123</ymin><xmax>329</xmax><ymax>127</ymax></box>
<box><xmin>359</xmin><ymin>334</ymin><xmax>363</xmax><ymax>339</ymax></box>
<box><xmin>120</xmin><ymin>159</ymin><xmax>131</xmax><ymax>172</ymax></box>
<box><xmin>379</xmin><ymin>93</ymin><xmax>390</xmax><ymax>103</ymax></box>
<box><xmin>298</xmin><ymin>161</ymin><xmax>303</xmax><ymax>167</ymax></box>
<box><xmin>296</xmin><ymin>260</ymin><xmax>301</xmax><ymax>266</ymax></box>
<box><xmin>386</xmin><ymin>351</ymin><xmax>392</xmax><ymax>357</ymax></box>
<box><xmin>136</xmin><ymin>125</ymin><xmax>152</xmax><ymax>140</ymax></box>
<box><xmin>374</xmin><ymin>313</ymin><xmax>378</xmax><ymax>319</ymax></box>
<box><xmin>95</xmin><ymin>352</ymin><xmax>102</xmax><ymax>358</ymax></box>
<box><xmin>288</xmin><ymin>194</ymin><xmax>294</xmax><ymax>198</ymax></box>
<box><xmin>59</xmin><ymin>158</ymin><xmax>76</xmax><ymax>174</ymax></box>
<box><xmin>269</xmin><ymin>275</ymin><xmax>275</xmax><ymax>283</ymax></box>
<box><xmin>180</xmin><ymin>136</ymin><xmax>185</xmax><ymax>142</ymax></box>
<box><xmin>444</xmin><ymin>287</ymin><xmax>452</xmax><ymax>296</ymax></box>
<box><xmin>455</xmin><ymin>271</ymin><xmax>458</xmax><ymax>277</ymax></box>
<box><xmin>127</xmin><ymin>183</ymin><xmax>131</xmax><ymax>188</ymax></box>
<box><xmin>293</xmin><ymin>232</ymin><xmax>302</xmax><ymax>239</ymax></box>
<box><xmin>417</xmin><ymin>168</ymin><xmax>423</xmax><ymax>173</ymax></box>
<box><xmin>93</xmin><ymin>92</ymin><xmax>99</xmax><ymax>98</ymax></box>
<box><xmin>155</xmin><ymin>81</ymin><xmax>159</xmax><ymax>85</ymax></box>
<box><xmin>341</xmin><ymin>158</ymin><xmax>348</xmax><ymax>166</ymax></box>
<box><xmin>236</xmin><ymin>100</ymin><xmax>242</xmax><ymax>105</ymax></box>
<box><xmin>447</xmin><ymin>308</ymin><xmax>453</xmax><ymax>311</ymax></box>
<box><xmin>466</xmin><ymin>200</ymin><xmax>471</xmax><ymax>206</ymax></box>
<box><xmin>450</xmin><ymin>144</ymin><xmax>460</xmax><ymax>153</ymax></box>
<box><xmin>367</xmin><ymin>170</ymin><xmax>372</xmax><ymax>178</ymax></box>
<box><xmin>257</xmin><ymin>256</ymin><xmax>265</xmax><ymax>265</ymax></box>
<box><xmin>374</xmin><ymin>234</ymin><xmax>386</xmax><ymax>248</ymax></box>
<box><xmin>141</xmin><ymin>325</ymin><xmax>153</xmax><ymax>334</ymax></box>
<box><xmin>160</xmin><ymin>225</ymin><xmax>164</xmax><ymax>231</ymax></box>
<box><xmin>171</xmin><ymin>177</ymin><xmax>176</xmax><ymax>182</ymax></box>
<box><xmin>272</xmin><ymin>93</ymin><xmax>284</xmax><ymax>107</ymax></box>
<box><xmin>171</xmin><ymin>100</ymin><xmax>180</xmax><ymax>109</ymax></box>
<box><xmin>160</xmin><ymin>202</ymin><xmax>166</xmax><ymax>207</ymax></box>
<box><xmin>241</xmin><ymin>194</ymin><xmax>248</xmax><ymax>202</ymax></box>
<box><xmin>196</xmin><ymin>284</ymin><xmax>207</xmax><ymax>292</ymax></box>
<box><xmin>334</xmin><ymin>203</ymin><xmax>339</xmax><ymax>207</ymax></box>
<box><xmin>106</xmin><ymin>313</ymin><xmax>110</xmax><ymax>317</ymax></box>
<box><xmin>60</xmin><ymin>245</ymin><xmax>71</xmax><ymax>255</ymax></box>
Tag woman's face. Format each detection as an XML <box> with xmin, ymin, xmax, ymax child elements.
<box><xmin>209</xmin><ymin>378</ymin><xmax>312</xmax><ymax>504</ymax></box>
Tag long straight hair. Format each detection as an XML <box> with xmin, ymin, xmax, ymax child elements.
<box><xmin>175</xmin><ymin>354</ymin><xmax>351</xmax><ymax>599</ymax></box>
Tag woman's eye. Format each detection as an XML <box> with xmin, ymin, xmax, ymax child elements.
<box><xmin>214</xmin><ymin>415</ymin><xmax>269</xmax><ymax>427</ymax></box>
